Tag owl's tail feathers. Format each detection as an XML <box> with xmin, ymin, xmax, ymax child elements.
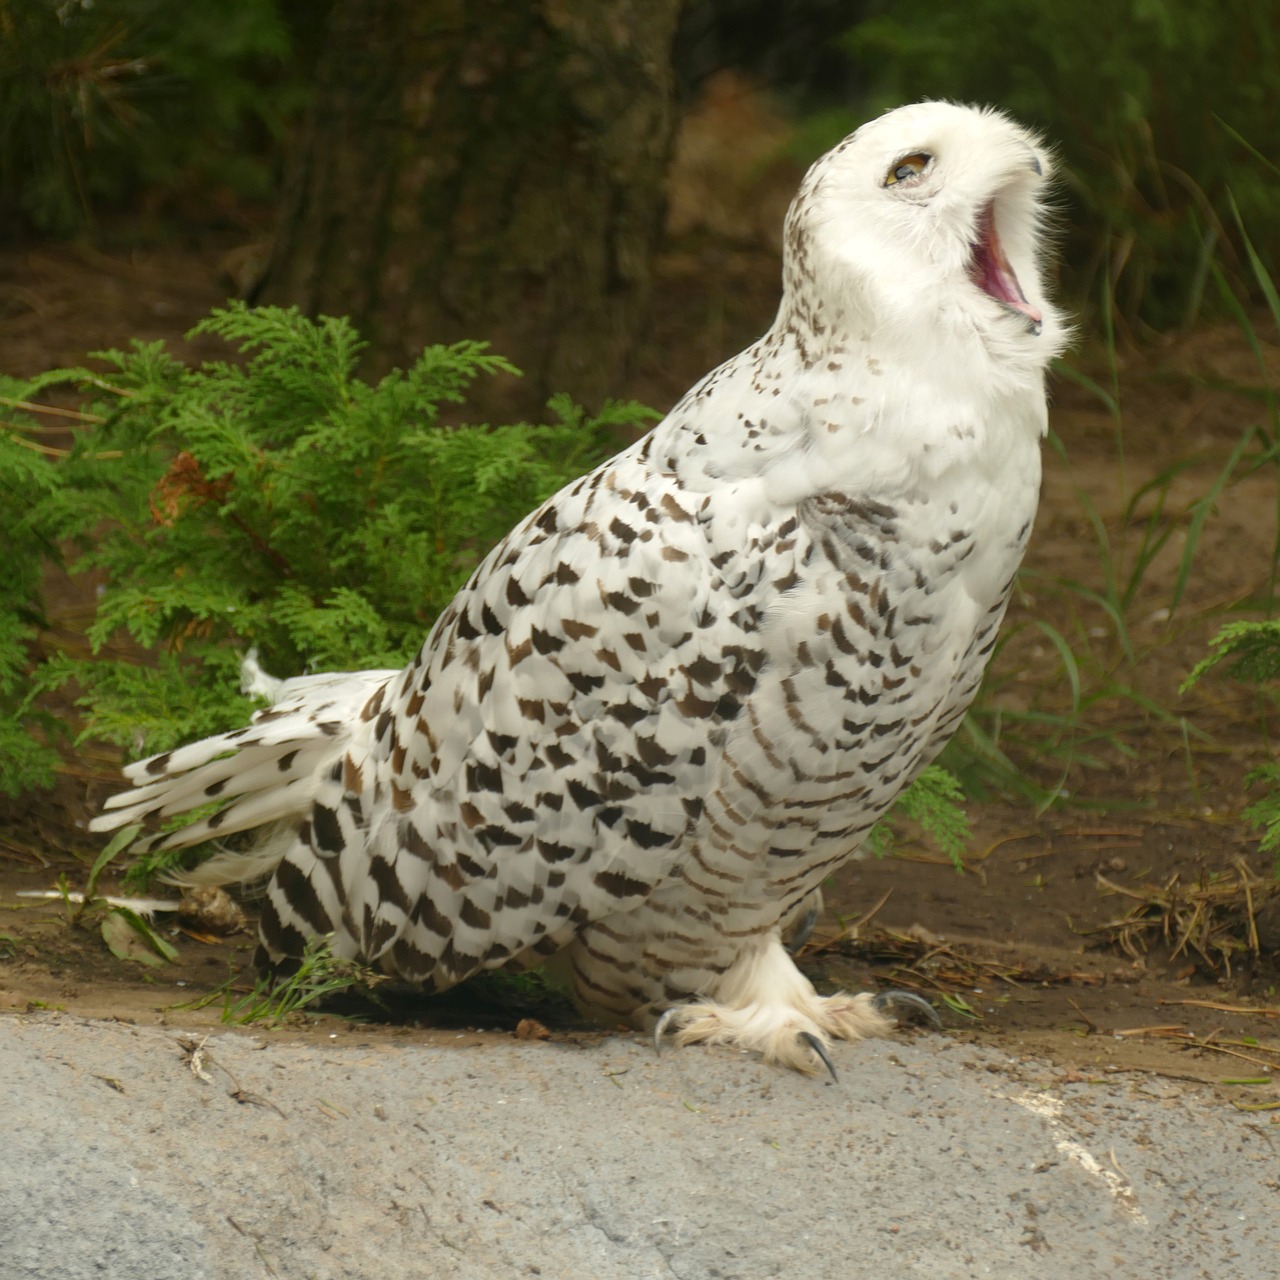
<box><xmin>89</xmin><ymin>662</ymin><xmax>400</xmax><ymax>885</ymax></box>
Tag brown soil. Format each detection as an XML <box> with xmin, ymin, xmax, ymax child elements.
<box><xmin>2</xmin><ymin>214</ymin><xmax>1279</xmax><ymax>1103</ymax></box>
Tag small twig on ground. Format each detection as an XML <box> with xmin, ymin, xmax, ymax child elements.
<box><xmin>177</xmin><ymin>1033</ymin><xmax>286</xmax><ymax>1116</ymax></box>
<box><xmin>1159</xmin><ymin>999</ymin><xmax>1280</xmax><ymax>1018</ymax></box>
<box><xmin>1067</xmin><ymin>997</ymin><xmax>1099</xmax><ymax>1034</ymax></box>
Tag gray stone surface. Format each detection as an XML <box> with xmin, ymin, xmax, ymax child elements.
<box><xmin>1</xmin><ymin>1014</ymin><xmax>1275</xmax><ymax>1279</ymax></box>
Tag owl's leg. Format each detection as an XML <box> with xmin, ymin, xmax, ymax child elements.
<box><xmin>650</xmin><ymin>932</ymin><xmax>934</xmax><ymax>1076</ymax></box>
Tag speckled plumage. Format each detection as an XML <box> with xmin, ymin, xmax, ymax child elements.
<box><xmin>94</xmin><ymin>102</ymin><xmax>1067</xmax><ymax>1072</ymax></box>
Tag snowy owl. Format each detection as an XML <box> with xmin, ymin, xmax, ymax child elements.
<box><xmin>94</xmin><ymin>101</ymin><xmax>1067</xmax><ymax>1074</ymax></box>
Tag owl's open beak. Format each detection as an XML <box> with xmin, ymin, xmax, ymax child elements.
<box><xmin>970</xmin><ymin>203</ymin><xmax>1042</xmax><ymax>334</ymax></box>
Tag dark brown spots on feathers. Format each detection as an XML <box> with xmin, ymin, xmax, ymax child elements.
<box><xmin>415</xmin><ymin>893</ymin><xmax>453</xmax><ymax>938</ymax></box>
<box><xmin>362</xmin><ymin>684</ymin><xmax>386</xmax><ymax>720</ymax></box>
<box><xmin>476</xmin><ymin>824</ymin><xmax>522</xmax><ymax>849</ymax></box>
<box><xmin>683</xmin><ymin>653</ymin><xmax>720</xmax><ymax>685</ymax></box>
<box><xmin>568</xmin><ymin>779</ymin><xmax>604</xmax><ymax>810</ymax></box>
<box><xmin>627</xmin><ymin>819</ymin><xmax>675</xmax><ymax>849</ymax></box>
<box><xmin>608</xmin><ymin>701</ymin><xmax>648</xmax><ymax>727</ymax></box>
<box><xmin>459</xmin><ymin>898</ymin><xmax>491</xmax><ymax>931</ymax></box>
<box><xmin>531</xmin><ymin>626</ymin><xmax>565</xmax><ymax>655</ymax></box>
<box><xmin>499</xmin><ymin>793</ymin><xmax>535</xmax><ymax>824</ymax></box>
<box><xmin>402</xmin><ymin>823</ymin><xmax>432</xmax><ymax>860</ymax></box>
<box><xmin>594</xmin><ymin>869</ymin><xmax>650</xmax><ymax>900</ymax></box>
<box><xmin>609</xmin><ymin>516</ymin><xmax>637</xmax><ymax>544</ymax></box>
<box><xmin>676</xmin><ymin>689</ymin><xmax>717</xmax><ymax>718</ymax></box>
<box><xmin>368</xmin><ymin>856</ymin><xmax>410</xmax><ymax>914</ymax></box>
<box><xmin>434</xmin><ymin>860</ymin><xmax>468</xmax><ymax>892</ymax></box>
<box><xmin>538</xmin><ymin>838</ymin><xmax>577</xmax><ymax>863</ymax></box>
<box><xmin>258</xmin><ymin>909</ymin><xmax>306</xmax><ymax>963</ymax></box>
<box><xmin>715</xmin><ymin>693</ymin><xmax>742</xmax><ymax>720</ymax></box>
<box><xmin>567</xmin><ymin>670</ymin><xmax>606</xmax><ymax>695</ymax></box>
<box><xmin>480</xmin><ymin>601</ymin><xmax>503</xmax><ymax>635</ymax></box>
<box><xmin>660</xmin><ymin>493</ymin><xmax>693</xmax><ymax>523</ymax></box>
<box><xmin>275</xmin><ymin>857</ymin><xmax>336</xmax><ymax>934</ymax></box>
<box><xmin>311</xmin><ymin>804</ymin><xmax>344</xmax><ymax>855</ymax></box>
<box><xmin>439</xmin><ymin>939</ymin><xmax>479</xmax><ymax>977</ymax></box>
<box><xmin>634</xmin><ymin>734</ymin><xmax>676</xmax><ymax>767</ymax></box>
<box><xmin>343</xmin><ymin>752</ymin><xmax>363</xmax><ymax>793</ymax></box>
<box><xmin>465</xmin><ymin>760</ymin><xmax>503</xmax><ymax>795</ymax></box>
<box><xmin>604</xmin><ymin>590</ymin><xmax>641</xmax><ymax>616</ymax></box>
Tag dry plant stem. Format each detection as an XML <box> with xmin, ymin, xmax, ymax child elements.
<box><xmin>0</xmin><ymin>396</ymin><xmax>105</xmax><ymax>422</ymax></box>
<box><xmin>1092</xmin><ymin>863</ymin><xmax>1278</xmax><ymax>977</ymax></box>
<box><xmin>1159</xmin><ymin>999</ymin><xmax>1280</xmax><ymax>1017</ymax></box>
<box><xmin>1236</xmin><ymin>857</ymin><xmax>1260</xmax><ymax>953</ymax></box>
<box><xmin>1068</xmin><ymin>997</ymin><xmax>1099</xmax><ymax>1034</ymax></box>
<box><xmin>798</xmin><ymin>888</ymin><xmax>894</xmax><ymax>958</ymax></box>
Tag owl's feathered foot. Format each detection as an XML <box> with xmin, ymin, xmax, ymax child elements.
<box><xmin>649</xmin><ymin>934</ymin><xmax>936</xmax><ymax>1077</ymax></box>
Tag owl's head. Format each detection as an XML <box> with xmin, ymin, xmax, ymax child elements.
<box><xmin>785</xmin><ymin>101</ymin><xmax>1068</xmax><ymax>377</ymax></box>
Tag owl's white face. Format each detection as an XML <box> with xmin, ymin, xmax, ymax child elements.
<box><xmin>785</xmin><ymin>101</ymin><xmax>1067</xmax><ymax>376</ymax></box>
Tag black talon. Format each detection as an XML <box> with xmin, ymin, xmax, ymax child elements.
<box><xmin>786</xmin><ymin>903</ymin><xmax>820</xmax><ymax>955</ymax></box>
<box><xmin>799</xmin><ymin>1031</ymin><xmax>839</xmax><ymax>1083</ymax></box>
<box><xmin>873</xmin><ymin>989</ymin><xmax>942</xmax><ymax>1031</ymax></box>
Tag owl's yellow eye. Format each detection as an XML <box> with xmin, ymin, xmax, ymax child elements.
<box><xmin>884</xmin><ymin>152</ymin><xmax>932</xmax><ymax>186</ymax></box>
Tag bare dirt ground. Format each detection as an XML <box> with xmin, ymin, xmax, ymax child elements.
<box><xmin>1</xmin><ymin>210</ymin><xmax>1279</xmax><ymax>1112</ymax></box>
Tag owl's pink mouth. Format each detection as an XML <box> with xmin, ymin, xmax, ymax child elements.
<box><xmin>970</xmin><ymin>203</ymin><xmax>1042</xmax><ymax>332</ymax></box>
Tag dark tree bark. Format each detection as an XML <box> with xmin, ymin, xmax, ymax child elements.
<box><xmin>259</xmin><ymin>0</ymin><xmax>683</xmax><ymax>420</ymax></box>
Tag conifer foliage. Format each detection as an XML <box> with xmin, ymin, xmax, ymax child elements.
<box><xmin>5</xmin><ymin>303</ymin><xmax>652</xmax><ymax>774</ymax></box>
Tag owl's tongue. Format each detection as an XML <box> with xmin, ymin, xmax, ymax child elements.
<box><xmin>971</xmin><ymin>204</ymin><xmax>1042</xmax><ymax>331</ymax></box>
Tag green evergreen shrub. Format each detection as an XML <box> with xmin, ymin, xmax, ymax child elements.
<box><xmin>23</xmin><ymin>302</ymin><xmax>653</xmax><ymax>754</ymax></box>
<box><xmin>0</xmin><ymin>400</ymin><xmax>62</xmax><ymax>794</ymax></box>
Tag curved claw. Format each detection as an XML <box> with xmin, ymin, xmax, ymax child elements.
<box><xmin>799</xmin><ymin>1031</ymin><xmax>839</xmax><ymax>1083</ymax></box>
<box><xmin>653</xmin><ymin>1006</ymin><xmax>683</xmax><ymax>1056</ymax></box>
<box><xmin>786</xmin><ymin>903</ymin><xmax>820</xmax><ymax>955</ymax></box>
<box><xmin>873</xmin><ymin>989</ymin><xmax>942</xmax><ymax>1031</ymax></box>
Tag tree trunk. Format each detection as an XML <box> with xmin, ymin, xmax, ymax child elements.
<box><xmin>259</xmin><ymin>0</ymin><xmax>683</xmax><ymax>421</ymax></box>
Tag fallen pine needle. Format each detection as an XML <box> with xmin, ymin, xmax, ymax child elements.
<box><xmin>1195</xmin><ymin>1043</ymin><xmax>1280</xmax><ymax>1072</ymax></box>
<box><xmin>1159</xmin><ymin>999</ymin><xmax>1280</xmax><ymax>1018</ymax></box>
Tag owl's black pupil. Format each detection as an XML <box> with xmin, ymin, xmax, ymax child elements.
<box><xmin>895</xmin><ymin>163</ymin><xmax>916</xmax><ymax>181</ymax></box>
